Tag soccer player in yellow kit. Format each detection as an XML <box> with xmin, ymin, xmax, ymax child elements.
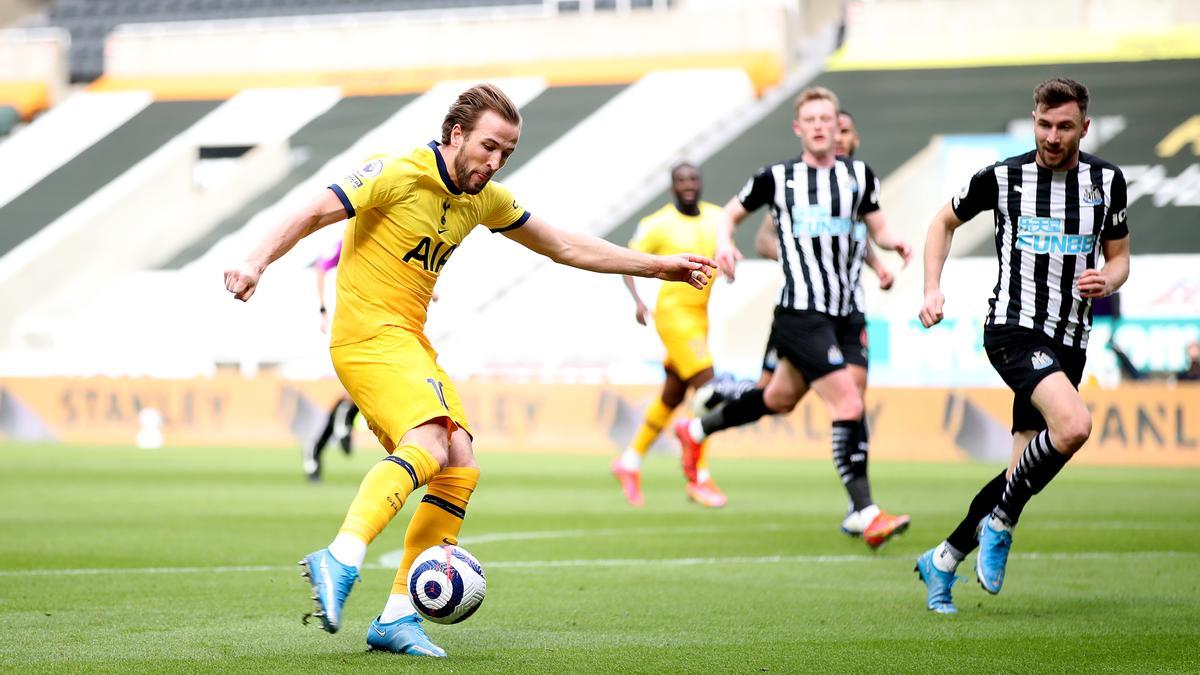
<box><xmin>613</xmin><ymin>162</ymin><xmax>726</xmax><ymax>508</ymax></box>
<box><xmin>224</xmin><ymin>84</ymin><xmax>715</xmax><ymax>659</ymax></box>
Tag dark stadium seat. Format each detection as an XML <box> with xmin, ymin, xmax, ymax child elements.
<box><xmin>46</xmin><ymin>0</ymin><xmax>546</xmax><ymax>82</ymax></box>
<box><xmin>0</xmin><ymin>106</ymin><xmax>19</xmax><ymax>137</ymax></box>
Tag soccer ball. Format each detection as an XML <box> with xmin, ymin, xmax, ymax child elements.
<box><xmin>691</xmin><ymin>373</ymin><xmax>755</xmax><ymax>417</ymax></box>
<box><xmin>407</xmin><ymin>544</ymin><xmax>487</xmax><ymax>625</ymax></box>
<box><xmin>691</xmin><ymin>380</ymin><xmax>721</xmax><ymax>417</ymax></box>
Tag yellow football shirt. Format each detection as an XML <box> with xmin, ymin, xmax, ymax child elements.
<box><xmin>628</xmin><ymin>201</ymin><xmax>721</xmax><ymax>315</ymax></box>
<box><xmin>327</xmin><ymin>142</ymin><xmax>529</xmax><ymax>347</ymax></box>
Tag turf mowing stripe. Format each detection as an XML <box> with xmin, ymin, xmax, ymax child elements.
<box><xmin>1</xmin><ymin>551</ymin><xmax>1195</xmax><ymax>578</ymax></box>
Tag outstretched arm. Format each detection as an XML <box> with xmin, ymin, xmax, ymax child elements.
<box><xmin>918</xmin><ymin>202</ymin><xmax>965</xmax><ymax>328</ymax></box>
<box><xmin>503</xmin><ymin>215</ymin><xmax>715</xmax><ymax>288</ymax></box>
<box><xmin>225</xmin><ymin>189</ymin><xmax>348</xmax><ymax>302</ymax></box>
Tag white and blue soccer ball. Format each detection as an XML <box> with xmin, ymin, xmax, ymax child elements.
<box><xmin>407</xmin><ymin>544</ymin><xmax>487</xmax><ymax>625</ymax></box>
<box><xmin>691</xmin><ymin>373</ymin><xmax>757</xmax><ymax>417</ymax></box>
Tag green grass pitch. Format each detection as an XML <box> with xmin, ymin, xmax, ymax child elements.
<box><xmin>1</xmin><ymin>443</ymin><xmax>1198</xmax><ymax>673</ymax></box>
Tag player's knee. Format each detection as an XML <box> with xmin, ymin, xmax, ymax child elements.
<box><xmin>1053</xmin><ymin>412</ymin><xmax>1092</xmax><ymax>454</ymax></box>
<box><xmin>422</xmin><ymin>445</ymin><xmax>450</xmax><ymax>468</ymax></box>
<box><xmin>832</xmin><ymin>394</ymin><xmax>864</xmax><ymax>422</ymax></box>
<box><xmin>763</xmin><ymin>388</ymin><xmax>797</xmax><ymax>413</ymax></box>
<box><xmin>447</xmin><ymin>456</ymin><xmax>479</xmax><ymax>470</ymax></box>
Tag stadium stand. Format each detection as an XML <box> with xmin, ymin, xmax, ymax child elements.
<box><xmin>0</xmin><ymin>0</ymin><xmax>1195</xmax><ymax>387</ymax></box>
<box><xmin>0</xmin><ymin>26</ymin><xmax>70</xmax><ymax>119</ymax></box>
<box><xmin>0</xmin><ymin>99</ymin><xmax>218</xmax><ymax>258</ymax></box>
<box><xmin>46</xmin><ymin>0</ymin><xmax>545</xmax><ymax>81</ymax></box>
<box><xmin>0</xmin><ymin>91</ymin><xmax>152</xmax><ymax>211</ymax></box>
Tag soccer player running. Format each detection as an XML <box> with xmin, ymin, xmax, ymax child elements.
<box><xmin>612</xmin><ymin>162</ymin><xmax>726</xmax><ymax>508</ymax></box>
<box><xmin>914</xmin><ymin>78</ymin><xmax>1130</xmax><ymax>614</ymax></box>
<box><xmin>302</xmin><ymin>238</ymin><xmax>360</xmax><ymax>482</ymax></box>
<box><xmin>224</xmin><ymin>84</ymin><xmax>715</xmax><ymax>658</ymax></box>
<box><xmin>674</xmin><ymin>87</ymin><xmax>913</xmax><ymax>549</ymax></box>
<box><xmin>749</xmin><ymin>109</ymin><xmax>898</xmax><ymax>538</ymax></box>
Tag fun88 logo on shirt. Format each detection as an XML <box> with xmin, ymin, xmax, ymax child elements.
<box><xmin>791</xmin><ymin>204</ymin><xmax>856</xmax><ymax>238</ymax></box>
<box><xmin>1015</xmin><ymin>216</ymin><xmax>1095</xmax><ymax>255</ymax></box>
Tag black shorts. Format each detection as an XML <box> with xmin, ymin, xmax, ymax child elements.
<box><xmin>764</xmin><ymin>308</ymin><xmax>868</xmax><ymax>381</ymax></box>
<box><xmin>983</xmin><ymin>324</ymin><xmax>1087</xmax><ymax>433</ymax></box>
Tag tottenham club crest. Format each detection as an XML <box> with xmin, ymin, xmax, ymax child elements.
<box><xmin>1081</xmin><ymin>183</ymin><xmax>1104</xmax><ymax>206</ymax></box>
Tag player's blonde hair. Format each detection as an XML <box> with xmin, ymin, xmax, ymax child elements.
<box><xmin>793</xmin><ymin>86</ymin><xmax>840</xmax><ymax>117</ymax></box>
<box><xmin>440</xmin><ymin>84</ymin><xmax>522</xmax><ymax>144</ymax></box>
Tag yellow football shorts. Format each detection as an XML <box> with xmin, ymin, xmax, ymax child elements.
<box><xmin>655</xmin><ymin>309</ymin><xmax>712</xmax><ymax>381</ymax></box>
<box><xmin>330</xmin><ymin>327</ymin><xmax>470</xmax><ymax>452</ymax></box>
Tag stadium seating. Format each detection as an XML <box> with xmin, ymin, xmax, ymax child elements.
<box><xmin>44</xmin><ymin>0</ymin><xmax>671</xmax><ymax>81</ymax></box>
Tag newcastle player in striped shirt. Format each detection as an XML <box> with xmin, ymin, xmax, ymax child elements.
<box><xmin>675</xmin><ymin>86</ymin><xmax>914</xmax><ymax>549</ymax></box>
<box><xmin>914</xmin><ymin>78</ymin><xmax>1130</xmax><ymax>614</ymax></box>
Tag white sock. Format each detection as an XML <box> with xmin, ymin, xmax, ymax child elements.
<box><xmin>327</xmin><ymin>533</ymin><xmax>367</xmax><ymax>569</ymax></box>
<box><xmin>379</xmin><ymin>593</ymin><xmax>416</xmax><ymax>623</ymax></box>
<box><xmin>987</xmin><ymin>514</ymin><xmax>1013</xmax><ymax>533</ymax></box>
<box><xmin>619</xmin><ymin>447</ymin><xmax>641</xmax><ymax>471</ymax></box>
<box><xmin>932</xmin><ymin>541</ymin><xmax>962</xmax><ymax>573</ymax></box>
<box><xmin>857</xmin><ymin>504</ymin><xmax>880</xmax><ymax>525</ymax></box>
<box><xmin>696</xmin><ymin>468</ymin><xmax>711</xmax><ymax>484</ymax></box>
<box><xmin>688</xmin><ymin>417</ymin><xmax>707</xmax><ymax>442</ymax></box>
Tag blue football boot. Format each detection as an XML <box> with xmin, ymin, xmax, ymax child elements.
<box><xmin>299</xmin><ymin>548</ymin><xmax>359</xmax><ymax>633</ymax></box>
<box><xmin>975</xmin><ymin>515</ymin><xmax>1013</xmax><ymax>594</ymax></box>
<box><xmin>366</xmin><ymin>614</ymin><xmax>447</xmax><ymax>658</ymax></box>
<box><xmin>914</xmin><ymin>548</ymin><xmax>958</xmax><ymax>614</ymax></box>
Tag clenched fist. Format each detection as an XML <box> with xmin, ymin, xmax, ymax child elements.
<box><xmin>224</xmin><ymin>264</ymin><xmax>262</xmax><ymax>302</ymax></box>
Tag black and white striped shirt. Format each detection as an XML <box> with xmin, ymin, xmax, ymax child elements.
<box><xmin>739</xmin><ymin>156</ymin><xmax>880</xmax><ymax>316</ymax></box>
<box><xmin>953</xmin><ymin>150</ymin><xmax>1129</xmax><ymax>349</ymax></box>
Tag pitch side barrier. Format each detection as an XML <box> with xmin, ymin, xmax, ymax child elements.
<box><xmin>1</xmin><ymin>376</ymin><xmax>1196</xmax><ymax>467</ymax></box>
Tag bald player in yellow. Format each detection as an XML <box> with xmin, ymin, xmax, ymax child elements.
<box><xmin>224</xmin><ymin>84</ymin><xmax>715</xmax><ymax>659</ymax></box>
<box><xmin>613</xmin><ymin>162</ymin><xmax>727</xmax><ymax>509</ymax></box>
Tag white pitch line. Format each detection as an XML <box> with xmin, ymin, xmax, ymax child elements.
<box><xmin>0</xmin><ymin>551</ymin><xmax>1194</xmax><ymax>578</ymax></box>
<box><xmin>376</xmin><ymin>524</ymin><xmax>789</xmax><ymax>567</ymax></box>
<box><xmin>461</xmin><ymin>524</ymin><xmax>787</xmax><ymax>545</ymax></box>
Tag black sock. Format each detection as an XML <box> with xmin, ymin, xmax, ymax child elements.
<box><xmin>339</xmin><ymin>403</ymin><xmax>359</xmax><ymax>453</ymax></box>
<box><xmin>306</xmin><ymin>403</ymin><xmax>341</xmax><ymax>476</ymax></box>
<box><xmin>946</xmin><ymin>469</ymin><xmax>1008</xmax><ymax>555</ymax></box>
<box><xmin>993</xmin><ymin>430</ymin><xmax>1069</xmax><ymax>527</ymax></box>
<box><xmin>833</xmin><ymin>419</ymin><xmax>872</xmax><ymax>511</ymax></box>
<box><xmin>701</xmin><ymin>388</ymin><xmax>770</xmax><ymax>436</ymax></box>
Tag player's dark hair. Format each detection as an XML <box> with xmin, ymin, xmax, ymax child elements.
<box><xmin>1033</xmin><ymin>78</ymin><xmax>1089</xmax><ymax>118</ymax></box>
<box><xmin>838</xmin><ymin>109</ymin><xmax>854</xmax><ymax>122</ymax></box>
<box><xmin>440</xmin><ymin>84</ymin><xmax>522</xmax><ymax>145</ymax></box>
<box><xmin>670</xmin><ymin>161</ymin><xmax>700</xmax><ymax>181</ymax></box>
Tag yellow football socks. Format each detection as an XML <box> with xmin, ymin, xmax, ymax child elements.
<box><xmin>631</xmin><ymin>398</ymin><xmax>673</xmax><ymax>455</ymax></box>
<box><xmin>337</xmin><ymin>444</ymin><xmax>441</xmax><ymax>544</ymax></box>
<box><xmin>391</xmin><ymin>466</ymin><xmax>480</xmax><ymax>594</ymax></box>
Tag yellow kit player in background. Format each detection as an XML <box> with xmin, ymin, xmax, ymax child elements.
<box><xmin>224</xmin><ymin>84</ymin><xmax>715</xmax><ymax>659</ymax></box>
<box><xmin>613</xmin><ymin>162</ymin><xmax>727</xmax><ymax>508</ymax></box>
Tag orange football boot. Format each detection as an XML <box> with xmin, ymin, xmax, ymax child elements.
<box><xmin>863</xmin><ymin>510</ymin><xmax>911</xmax><ymax>549</ymax></box>
<box><xmin>610</xmin><ymin>459</ymin><xmax>644</xmax><ymax>507</ymax></box>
